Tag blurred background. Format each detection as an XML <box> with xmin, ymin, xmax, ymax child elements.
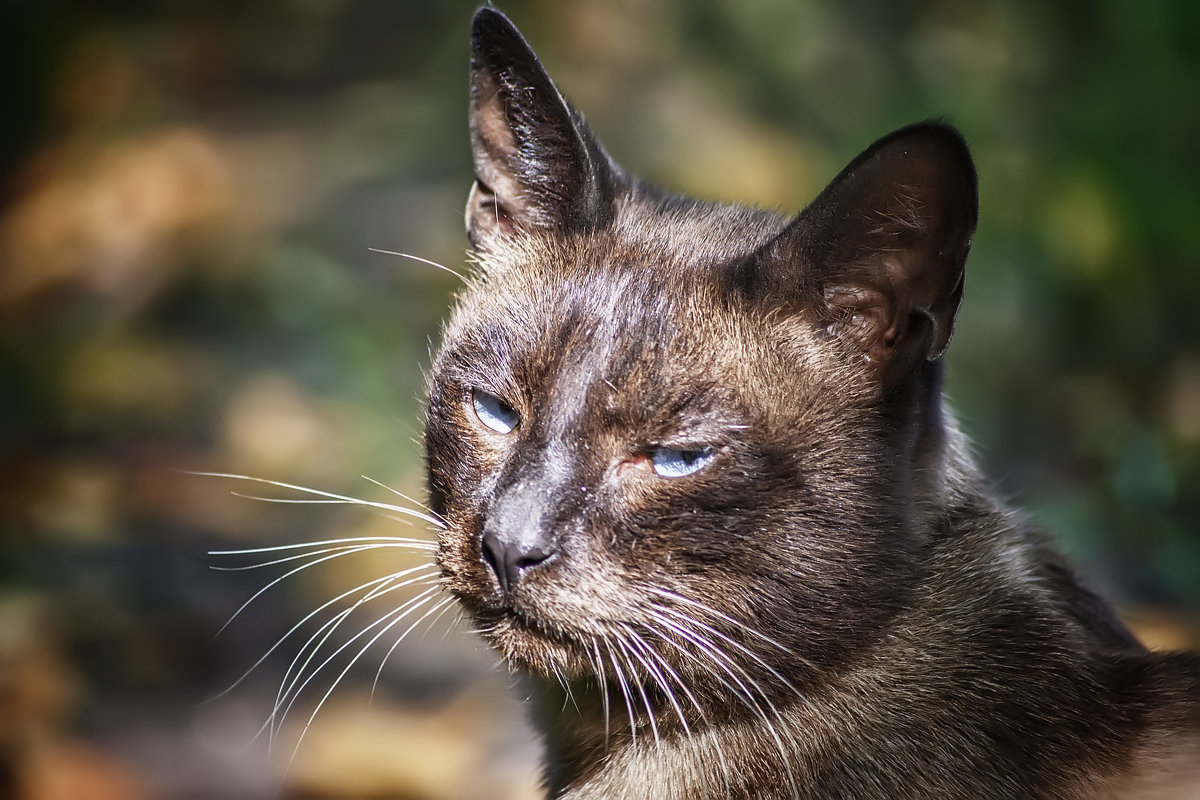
<box><xmin>1</xmin><ymin>1</ymin><xmax>1197</xmax><ymax>797</ymax></box>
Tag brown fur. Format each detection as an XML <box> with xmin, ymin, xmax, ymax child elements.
<box><xmin>423</xmin><ymin>9</ymin><xmax>1200</xmax><ymax>799</ymax></box>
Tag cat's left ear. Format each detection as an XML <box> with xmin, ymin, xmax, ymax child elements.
<box><xmin>466</xmin><ymin>8</ymin><xmax>618</xmax><ymax>248</ymax></box>
<box><xmin>731</xmin><ymin>122</ymin><xmax>977</xmax><ymax>389</ymax></box>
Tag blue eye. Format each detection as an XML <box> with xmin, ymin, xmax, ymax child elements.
<box><xmin>471</xmin><ymin>389</ymin><xmax>519</xmax><ymax>434</ymax></box>
<box><xmin>650</xmin><ymin>446</ymin><xmax>716</xmax><ymax>478</ymax></box>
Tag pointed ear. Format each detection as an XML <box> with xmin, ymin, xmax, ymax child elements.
<box><xmin>731</xmin><ymin>123</ymin><xmax>977</xmax><ymax>388</ymax></box>
<box><xmin>466</xmin><ymin>8</ymin><xmax>618</xmax><ymax>247</ymax></box>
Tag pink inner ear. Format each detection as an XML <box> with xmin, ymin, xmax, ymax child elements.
<box><xmin>469</xmin><ymin>71</ymin><xmax>537</xmax><ymax>232</ymax></box>
<box><xmin>823</xmin><ymin>284</ymin><xmax>895</xmax><ymax>362</ymax></box>
<box><xmin>466</xmin><ymin>181</ymin><xmax>519</xmax><ymax>240</ymax></box>
<box><xmin>468</xmin><ymin>8</ymin><xmax>619</xmax><ymax>245</ymax></box>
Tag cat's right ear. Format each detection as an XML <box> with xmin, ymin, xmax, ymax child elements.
<box><xmin>466</xmin><ymin>8</ymin><xmax>618</xmax><ymax>248</ymax></box>
<box><xmin>727</xmin><ymin>123</ymin><xmax>977</xmax><ymax>392</ymax></box>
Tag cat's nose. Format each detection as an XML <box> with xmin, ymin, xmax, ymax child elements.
<box><xmin>481</xmin><ymin>527</ymin><xmax>554</xmax><ymax>594</ymax></box>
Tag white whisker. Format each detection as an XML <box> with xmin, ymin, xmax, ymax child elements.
<box><xmin>272</xmin><ymin>574</ymin><xmax>437</xmax><ymax>707</ymax></box>
<box><xmin>613</xmin><ymin>632</ymin><xmax>660</xmax><ymax>751</ymax></box>
<box><xmin>210</xmin><ymin>541</ymin><xmax>433</xmax><ymax>572</ymax></box>
<box><xmin>248</xmin><ymin>579</ymin><xmax>404</xmax><ymax>749</ymax></box>
<box><xmin>266</xmin><ymin>575</ymin><xmax>440</xmax><ymax>744</ymax></box>
<box><xmin>360</xmin><ymin>475</ymin><xmax>440</xmax><ymax>518</ymax></box>
<box><xmin>622</xmin><ymin>624</ymin><xmax>692</xmax><ymax>736</ymax></box>
<box><xmin>189</xmin><ymin>471</ymin><xmax>445</xmax><ymax>529</ymax></box>
<box><xmin>284</xmin><ymin>593</ymin><xmax>457</xmax><ymax>773</ymax></box>
<box><xmin>606</xmin><ymin>639</ymin><xmax>638</xmax><ymax>750</ymax></box>
<box><xmin>274</xmin><ymin>585</ymin><xmax>445</xmax><ymax>737</ymax></box>
<box><xmin>627</xmin><ymin>624</ymin><xmax>733</xmax><ymax>795</ymax></box>
<box><xmin>219</xmin><ymin>493</ymin><xmax>423</xmax><ymax>529</ymax></box>
<box><xmin>208</xmin><ymin>566</ymin><xmax>439</xmax><ymax>703</ymax></box>
<box><xmin>645</xmin><ymin>609</ymin><xmax>800</xmax><ymax>796</ymax></box>
<box><xmin>651</xmin><ymin>601</ymin><xmax>807</xmax><ymax>697</ymax></box>
<box><xmin>209</xmin><ymin>535</ymin><xmax>435</xmax><ymax>556</ymax></box>
<box><xmin>370</xmin><ymin>592</ymin><xmax>460</xmax><ymax>701</ymax></box>
<box><xmin>438</xmin><ymin>609</ymin><xmax>467</xmax><ymax>643</ymax></box>
<box><xmin>589</xmin><ymin>637</ymin><xmax>612</xmax><ymax>751</ymax></box>
<box><xmin>367</xmin><ymin>247</ymin><xmax>467</xmax><ymax>281</ymax></box>
<box><xmin>214</xmin><ymin>543</ymin><xmax>396</xmax><ymax>638</ymax></box>
<box><xmin>228</xmin><ymin>494</ymin><xmax>345</xmax><ymax>504</ymax></box>
<box><xmin>646</xmin><ymin>587</ymin><xmax>805</xmax><ymax>665</ymax></box>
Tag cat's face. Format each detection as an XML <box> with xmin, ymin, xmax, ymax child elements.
<box><xmin>425</xmin><ymin>9</ymin><xmax>976</xmax><ymax>698</ymax></box>
<box><xmin>428</xmin><ymin>232</ymin><xmax>910</xmax><ymax>687</ymax></box>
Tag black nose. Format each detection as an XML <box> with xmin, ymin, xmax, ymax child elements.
<box><xmin>481</xmin><ymin>527</ymin><xmax>554</xmax><ymax>594</ymax></box>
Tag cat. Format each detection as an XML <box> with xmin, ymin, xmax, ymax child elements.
<box><xmin>422</xmin><ymin>8</ymin><xmax>1200</xmax><ymax>799</ymax></box>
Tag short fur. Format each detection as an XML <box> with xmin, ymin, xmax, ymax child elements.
<box><xmin>424</xmin><ymin>9</ymin><xmax>1200</xmax><ymax>799</ymax></box>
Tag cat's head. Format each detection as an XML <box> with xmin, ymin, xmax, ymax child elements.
<box><xmin>425</xmin><ymin>9</ymin><xmax>976</xmax><ymax>694</ymax></box>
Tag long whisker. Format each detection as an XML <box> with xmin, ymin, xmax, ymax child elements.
<box><xmin>589</xmin><ymin>637</ymin><xmax>612</xmax><ymax>751</ymax></box>
<box><xmin>613</xmin><ymin>631</ymin><xmax>660</xmax><ymax>751</ymax></box>
<box><xmin>188</xmin><ymin>471</ymin><xmax>446</xmax><ymax>529</ymax></box>
<box><xmin>284</xmin><ymin>593</ymin><xmax>458</xmax><ymax>771</ymax></box>
<box><xmin>438</xmin><ymin>609</ymin><xmax>467</xmax><ymax>644</ymax></box>
<box><xmin>267</xmin><ymin>575</ymin><xmax>439</xmax><ymax>744</ymax></box>
<box><xmin>622</xmin><ymin>624</ymin><xmax>692</xmax><ymax>736</ymax></box>
<box><xmin>250</xmin><ymin>578</ymin><xmax>405</xmax><ymax>748</ymax></box>
<box><xmin>211</xmin><ymin>541</ymin><xmax>433</xmax><ymax>572</ymax></box>
<box><xmin>208</xmin><ymin>566</ymin><xmax>437</xmax><ymax>703</ymax></box>
<box><xmin>650</xmin><ymin>625</ymin><xmax>794</xmax><ymax>797</ymax></box>
<box><xmin>369</xmin><ymin>591</ymin><xmax>460</xmax><ymax>701</ymax></box>
<box><xmin>646</xmin><ymin>613</ymin><xmax>766</xmax><ymax>721</ymax></box>
<box><xmin>210</xmin><ymin>535</ymin><xmax>435</xmax><ymax>557</ymax></box>
<box><xmin>644</xmin><ymin>610</ymin><xmax>800</xmax><ymax>796</ymax></box>
<box><xmin>626</xmin><ymin>625</ymin><xmax>733</xmax><ymax>796</ymax></box>
<box><xmin>549</xmin><ymin>662</ymin><xmax>576</xmax><ymax>716</ymax></box>
<box><xmin>360</xmin><ymin>475</ymin><xmax>440</xmax><ymax>518</ymax></box>
<box><xmin>271</xmin><ymin>574</ymin><xmax>436</xmax><ymax>706</ymax></box>
<box><xmin>224</xmin><ymin>492</ymin><xmax>427</xmax><ymax>529</ymax></box>
<box><xmin>560</xmin><ymin>667</ymin><xmax>583</xmax><ymax>717</ymax></box>
<box><xmin>228</xmin><ymin>495</ymin><xmax>346</xmax><ymax>504</ymax></box>
<box><xmin>214</xmin><ymin>543</ymin><xmax>395</xmax><ymax>638</ymax></box>
<box><xmin>646</xmin><ymin>587</ymin><xmax>807</xmax><ymax>666</ymax></box>
<box><xmin>274</xmin><ymin>585</ymin><xmax>445</xmax><ymax>734</ymax></box>
<box><xmin>651</xmin><ymin>602</ymin><xmax>806</xmax><ymax>698</ymax></box>
<box><xmin>367</xmin><ymin>247</ymin><xmax>467</xmax><ymax>281</ymax></box>
<box><xmin>606</xmin><ymin>639</ymin><xmax>639</xmax><ymax>750</ymax></box>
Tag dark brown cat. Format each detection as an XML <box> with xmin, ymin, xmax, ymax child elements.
<box><xmin>424</xmin><ymin>9</ymin><xmax>1200</xmax><ymax>799</ymax></box>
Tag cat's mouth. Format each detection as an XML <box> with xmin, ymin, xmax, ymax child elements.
<box><xmin>455</xmin><ymin>585</ymin><xmax>634</xmax><ymax>677</ymax></box>
<box><xmin>439</xmin><ymin>540</ymin><xmax>654</xmax><ymax>676</ymax></box>
<box><xmin>475</xmin><ymin>606</ymin><xmax>596</xmax><ymax>674</ymax></box>
<box><xmin>479</xmin><ymin>597</ymin><xmax>576</xmax><ymax>642</ymax></box>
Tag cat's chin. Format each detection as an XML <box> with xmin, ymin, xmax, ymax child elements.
<box><xmin>474</xmin><ymin>608</ymin><xmax>599</xmax><ymax>678</ymax></box>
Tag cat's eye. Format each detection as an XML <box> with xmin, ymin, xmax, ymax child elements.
<box><xmin>650</xmin><ymin>446</ymin><xmax>716</xmax><ymax>478</ymax></box>
<box><xmin>471</xmin><ymin>389</ymin><xmax>520</xmax><ymax>434</ymax></box>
